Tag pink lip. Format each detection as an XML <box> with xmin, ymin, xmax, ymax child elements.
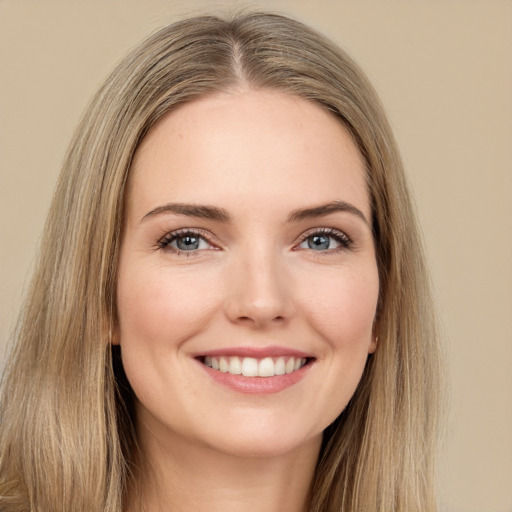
<box><xmin>193</xmin><ymin>346</ymin><xmax>315</xmax><ymax>395</ymax></box>
<box><xmin>198</xmin><ymin>363</ymin><xmax>312</xmax><ymax>394</ymax></box>
<box><xmin>194</xmin><ymin>345</ymin><xmax>314</xmax><ymax>359</ymax></box>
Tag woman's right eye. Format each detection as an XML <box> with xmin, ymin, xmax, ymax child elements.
<box><xmin>157</xmin><ymin>230</ymin><xmax>214</xmax><ymax>255</ymax></box>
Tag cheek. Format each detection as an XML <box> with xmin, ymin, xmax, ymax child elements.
<box><xmin>302</xmin><ymin>264</ymin><xmax>379</xmax><ymax>347</ymax></box>
<box><xmin>285</xmin><ymin>263</ymin><xmax>379</xmax><ymax>434</ymax></box>
<box><xmin>115</xmin><ymin>263</ymin><xmax>224</xmax><ymax>411</ymax></box>
<box><xmin>116</xmin><ymin>264</ymin><xmax>220</xmax><ymax>349</ymax></box>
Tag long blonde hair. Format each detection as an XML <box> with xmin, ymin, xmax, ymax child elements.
<box><xmin>0</xmin><ymin>12</ymin><xmax>443</xmax><ymax>512</ymax></box>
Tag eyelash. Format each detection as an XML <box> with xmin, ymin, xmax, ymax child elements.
<box><xmin>156</xmin><ymin>227</ymin><xmax>353</xmax><ymax>256</ymax></box>
<box><xmin>157</xmin><ymin>228</ymin><xmax>216</xmax><ymax>257</ymax></box>
<box><xmin>296</xmin><ymin>227</ymin><xmax>353</xmax><ymax>253</ymax></box>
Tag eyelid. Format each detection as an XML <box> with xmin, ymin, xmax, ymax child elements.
<box><xmin>157</xmin><ymin>228</ymin><xmax>219</xmax><ymax>254</ymax></box>
<box><xmin>294</xmin><ymin>227</ymin><xmax>353</xmax><ymax>250</ymax></box>
<box><xmin>156</xmin><ymin>226</ymin><xmax>354</xmax><ymax>256</ymax></box>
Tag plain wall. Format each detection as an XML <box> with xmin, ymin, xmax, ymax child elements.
<box><xmin>0</xmin><ymin>1</ymin><xmax>511</xmax><ymax>511</ymax></box>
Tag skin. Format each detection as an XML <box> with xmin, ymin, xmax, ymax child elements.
<box><xmin>116</xmin><ymin>89</ymin><xmax>379</xmax><ymax>512</ymax></box>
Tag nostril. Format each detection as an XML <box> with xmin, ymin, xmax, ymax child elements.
<box><xmin>226</xmin><ymin>291</ymin><xmax>293</xmax><ymax>326</ymax></box>
<box><xmin>236</xmin><ymin>315</ymin><xmax>286</xmax><ymax>325</ymax></box>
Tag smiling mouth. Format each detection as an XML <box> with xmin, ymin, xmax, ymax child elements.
<box><xmin>198</xmin><ymin>356</ymin><xmax>312</xmax><ymax>377</ymax></box>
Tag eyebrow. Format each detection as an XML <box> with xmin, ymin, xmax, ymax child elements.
<box><xmin>141</xmin><ymin>203</ymin><xmax>231</xmax><ymax>223</ymax></box>
<box><xmin>287</xmin><ymin>200</ymin><xmax>369</xmax><ymax>225</ymax></box>
<box><xmin>141</xmin><ymin>200</ymin><xmax>369</xmax><ymax>225</ymax></box>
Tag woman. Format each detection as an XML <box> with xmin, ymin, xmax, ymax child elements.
<box><xmin>0</xmin><ymin>12</ymin><xmax>442</xmax><ymax>512</ymax></box>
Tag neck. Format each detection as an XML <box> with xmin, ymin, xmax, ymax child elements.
<box><xmin>126</xmin><ymin>418</ymin><xmax>322</xmax><ymax>512</ymax></box>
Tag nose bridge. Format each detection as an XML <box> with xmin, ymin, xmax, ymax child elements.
<box><xmin>225</xmin><ymin>240</ymin><xmax>293</xmax><ymax>326</ymax></box>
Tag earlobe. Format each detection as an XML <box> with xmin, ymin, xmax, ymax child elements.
<box><xmin>110</xmin><ymin>323</ymin><xmax>120</xmax><ymax>346</ymax></box>
<box><xmin>369</xmin><ymin>315</ymin><xmax>379</xmax><ymax>354</ymax></box>
<box><xmin>368</xmin><ymin>334</ymin><xmax>378</xmax><ymax>354</ymax></box>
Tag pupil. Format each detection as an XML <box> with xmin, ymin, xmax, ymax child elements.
<box><xmin>177</xmin><ymin>235</ymin><xmax>199</xmax><ymax>250</ymax></box>
<box><xmin>308</xmin><ymin>235</ymin><xmax>330</xmax><ymax>250</ymax></box>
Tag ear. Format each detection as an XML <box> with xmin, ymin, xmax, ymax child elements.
<box><xmin>110</xmin><ymin>320</ymin><xmax>120</xmax><ymax>346</ymax></box>
<box><xmin>368</xmin><ymin>335</ymin><xmax>378</xmax><ymax>354</ymax></box>
<box><xmin>369</xmin><ymin>321</ymin><xmax>379</xmax><ymax>354</ymax></box>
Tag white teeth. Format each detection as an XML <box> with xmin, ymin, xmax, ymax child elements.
<box><xmin>258</xmin><ymin>357</ymin><xmax>274</xmax><ymax>377</ymax></box>
<box><xmin>242</xmin><ymin>357</ymin><xmax>259</xmax><ymax>377</ymax></box>
<box><xmin>204</xmin><ymin>356</ymin><xmax>308</xmax><ymax>377</ymax></box>
<box><xmin>219</xmin><ymin>357</ymin><xmax>229</xmax><ymax>373</ymax></box>
<box><xmin>275</xmin><ymin>357</ymin><xmax>286</xmax><ymax>375</ymax></box>
<box><xmin>228</xmin><ymin>356</ymin><xmax>242</xmax><ymax>374</ymax></box>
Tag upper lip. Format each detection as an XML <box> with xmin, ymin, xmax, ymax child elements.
<box><xmin>193</xmin><ymin>345</ymin><xmax>314</xmax><ymax>359</ymax></box>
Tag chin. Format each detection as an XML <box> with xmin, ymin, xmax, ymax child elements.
<box><xmin>193</xmin><ymin>413</ymin><xmax>324</xmax><ymax>460</ymax></box>
<box><xmin>208</xmin><ymin>431</ymin><xmax>320</xmax><ymax>460</ymax></box>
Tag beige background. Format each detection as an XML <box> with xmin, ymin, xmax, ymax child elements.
<box><xmin>1</xmin><ymin>1</ymin><xmax>511</xmax><ymax>511</ymax></box>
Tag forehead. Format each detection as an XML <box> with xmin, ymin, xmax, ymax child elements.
<box><xmin>127</xmin><ymin>90</ymin><xmax>369</xmax><ymax>220</ymax></box>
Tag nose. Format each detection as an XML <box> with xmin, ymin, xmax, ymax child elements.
<box><xmin>224</xmin><ymin>249</ymin><xmax>294</xmax><ymax>328</ymax></box>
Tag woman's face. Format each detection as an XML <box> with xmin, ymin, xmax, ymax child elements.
<box><xmin>116</xmin><ymin>89</ymin><xmax>379</xmax><ymax>458</ymax></box>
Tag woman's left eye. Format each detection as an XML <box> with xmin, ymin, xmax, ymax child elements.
<box><xmin>157</xmin><ymin>230</ymin><xmax>213</xmax><ymax>254</ymax></box>
<box><xmin>297</xmin><ymin>229</ymin><xmax>352</xmax><ymax>252</ymax></box>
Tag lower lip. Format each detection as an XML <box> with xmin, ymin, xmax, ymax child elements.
<box><xmin>197</xmin><ymin>360</ymin><xmax>312</xmax><ymax>394</ymax></box>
